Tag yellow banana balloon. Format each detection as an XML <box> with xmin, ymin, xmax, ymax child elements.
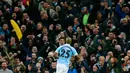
<box><xmin>10</xmin><ymin>19</ymin><xmax>23</xmax><ymax>41</ymax></box>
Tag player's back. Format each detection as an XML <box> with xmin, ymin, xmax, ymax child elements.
<box><xmin>56</xmin><ymin>44</ymin><xmax>77</xmax><ymax>67</ymax></box>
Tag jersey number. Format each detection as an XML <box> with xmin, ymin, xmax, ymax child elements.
<box><xmin>60</xmin><ymin>49</ymin><xmax>70</xmax><ymax>58</ymax></box>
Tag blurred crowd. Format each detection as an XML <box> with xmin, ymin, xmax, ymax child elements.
<box><xmin>0</xmin><ymin>0</ymin><xmax>130</xmax><ymax>73</ymax></box>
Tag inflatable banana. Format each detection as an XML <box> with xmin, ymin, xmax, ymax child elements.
<box><xmin>10</xmin><ymin>19</ymin><xmax>23</xmax><ymax>41</ymax></box>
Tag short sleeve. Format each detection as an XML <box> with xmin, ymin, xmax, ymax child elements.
<box><xmin>55</xmin><ymin>46</ymin><xmax>62</xmax><ymax>53</ymax></box>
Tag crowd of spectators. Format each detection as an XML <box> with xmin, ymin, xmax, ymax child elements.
<box><xmin>0</xmin><ymin>0</ymin><xmax>130</xmax><ymax>73</ymax></box>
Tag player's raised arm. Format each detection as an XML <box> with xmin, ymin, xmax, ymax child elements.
<box><xmin>54</xmin><ymin>45</ymin><xmax>62</xmax><ymax>58</ymax></box>
<box><xmin>70</xmin><ymin>55</ymin><xmax>83</xmax><ymax>63</ymax></box>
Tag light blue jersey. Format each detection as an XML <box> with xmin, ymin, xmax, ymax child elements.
<box><xmin>55</xmin><ymin>44</ymin><xmax>78</xmax><ymax>67</ymax></box>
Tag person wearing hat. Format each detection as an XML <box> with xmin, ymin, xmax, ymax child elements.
<box><xmin>90</xmin><ymin>65</ymin><xmax>100</xmax><ymax>73</ymax></box>
<box><xmin>37</xmin><ymin>57</ymin><xmax>44</xmax><ymax>68</ymax></box>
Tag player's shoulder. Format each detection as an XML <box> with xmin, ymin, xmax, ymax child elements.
<box><xmin>64</xmin><ymin>44</ymin><xmax>73</xmax><ymax>48</ymax></box>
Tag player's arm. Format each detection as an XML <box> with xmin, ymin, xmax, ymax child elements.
<box><xmin>70</xmin><ymin>47</ymin><xmax>83</xmax><ymax>63</ymax></box>
<box><xmin>53</xmin><ymin>46</ymin><xmax>62</xmax><ymax>58</ymax></box>
<box><xmin>71</xmin><ymin>55</ymin><xmax>83</xmax><ymax>63</ymax></box>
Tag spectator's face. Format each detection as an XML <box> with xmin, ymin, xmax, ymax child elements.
<box><xmin>68</xmin><ymin>26</ymin><xmax>73</xmax><ymax>32</ymax></box>
<box><xmin>43</xmin><ymin>28</ymin><xmax>48</xmax><ymax>36</ymax></box>
<box><xmin>15</xmin><ymin>58</ymin><xmax>20</xmax><ymax>64</ymax></box>
<box><xmin>42</xmin><ymin>36</ymin><xmax>48</xmax><ymax>42</ymax></box>
<box><xmin>23</xmin><ymin>13</ymin><xmax>29</xmax><ymax>20</ymax></box>
<box><xmin>110</xmin><ymin>58</ymin><xmax>115</xmax><ymax>64</ymax></box>
<box><xmin>93</xmin><ymin>65</ymin><xmax>98</xmax><ymax>72</ymax></box>
<box><xmin>2</xmin><ymin>24</ymin><xmax>8</xmax><ymax>30</ymax></box>
<box><xmin>108</xmin><ymin>32</ymin><xmax>115</xmax><ymax>40</ymax></box>
<box><xmin>97</xmin><ymin>12</ymin><xmax>102</xmax><ymax>18</ymax></box>
<box><xmin>37</xmin><ymin>23</ymin><xmax>43</xmax><ymax>30</ymax></box>
<box><xmin>99</xmin><ymin>56</ymin><xmax>105</xmax><ymax>66</ymax></box>
<box><xmin>122</xmin><ymin>19</ymin><xmax>128</xmax><ymax>24</ymax></box>
<box><xmin>28</xmin><ymin>40</ymin><xmax>33</xmax><ymax>46</ymax></box>
<box><xmin>93</xmin><ymin>28</ymin><xmax>99</xmax><ymax>34</ymax></box>
<box><xmin>64</xmin><ymin>2</ymin><xmax>68</xmax><ymax>7</ymax></box>
<box><xmin>32</xmin><ymin>53</ymin><xmax>37</xmax><ymax>59</ymax></box>
<box><xmin>28</xmin><ymin>65</ymin><xmax>32</xmax><ymax>71</ymax></box>
<box><xmin>60</xmin><ymin>32</ymin><xmax>65</xmax><ymax>38</ymax></box>
<box><xmin>36</xmin><ymin>63</ymin><xmax>41</xmax><ymax>68</ymax></box>
<box><xmin>124</xmin><ymin>56</ymin><xmax>129</xmax><ymax>62</ymax></box>
<box><xmin>123</xmin><ymin>7</ymin><xmax>130</xmax><ymax>13</ymax></box>
<box><xmin>10</xmin><ymin>37</ymin><xmax>16</xmax><ymax>44</ymax></box>
<box><xmin>14</xmin><ymin>7</ymin><xmax>20</xmax><ymax>12</ymax></box>
<box><xmin>1</xmin><ymin>62</ymin><xmax>7</xmax><ymax>70</ymax></box>
<box><xmin>43</xmin><ymin>2</ymin><xmax>48</xmax><ymax>8</ymax></box>
<box><xmin>59</xmin><ymin>38</ymin><xmax>65</xmax><ymax>45</ymax></box>
<box><xmin>51</xmin><ymin>62</ymin><xmax>56</xmax><ymax>69</ymax></box>
<box><xmin>12</xmin><ymin>13</ymin><xmax>17</xmax><ymax>19</ymax></box>
<box><xmin>32</xmin><ymin>48</ymin><xmax>38</xmax><ymax>53</ymax></box>
<box><xmin>107</xmin><ymin>51</ymin><xmax>113</xmax><ymax>57</ymax></box>
<box><xmin>72</xmin><ymin>35</ymin><xmax>77</xmax><ymax>40</ymax></box>
<box><xmin>49</xmin><ymin>24</ymin><xmax>54</xmax><ymax>30</ymax></box>
<box><xmin>74</xmin><ymin>43</ymin><xmax>78</xmax><ymax>48</ymax></box>
<box><xmin>17</xmin><ymin>1</ymin><xmax>22</xmax><ymax>6</ymax></box>
<box><xmin>21</xmin><ymin>25</ymin><xmax>26</xmax><ymax>32</ymax></box>
<box><xmin>98</xmin><ymin>46</ymin><xmax>102</xmax><ymax>51</ymax></box>
<box><xmin>74</xmin><ymin>18</ymin><xmax>78</xmax><ymax>25</ymax></box>
<box><xmin>115</xmin><ymin>45</ymin><xmax>121</xmax><ymax>51</ymax></box>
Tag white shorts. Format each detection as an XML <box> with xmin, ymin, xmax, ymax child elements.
<box><xmin>56</xmin><ymin>63</ymin><xmax>69</xmax><ymax>73</ymax></box>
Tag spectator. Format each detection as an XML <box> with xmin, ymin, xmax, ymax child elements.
<box><xmin>0</xmin><ymin>62</ymin><xmax>13</xmax><ymax>73</ymax></box>
<box><xmin>49</xmin><ymin>61</ymin><xmax>56</xmax><ymax>73</ymax></box>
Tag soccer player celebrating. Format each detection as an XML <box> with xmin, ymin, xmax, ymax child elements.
<box><xmin>54</xmin><ymin>37</ymin><xmax>79</xmax><ymax>73</ymax></box>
